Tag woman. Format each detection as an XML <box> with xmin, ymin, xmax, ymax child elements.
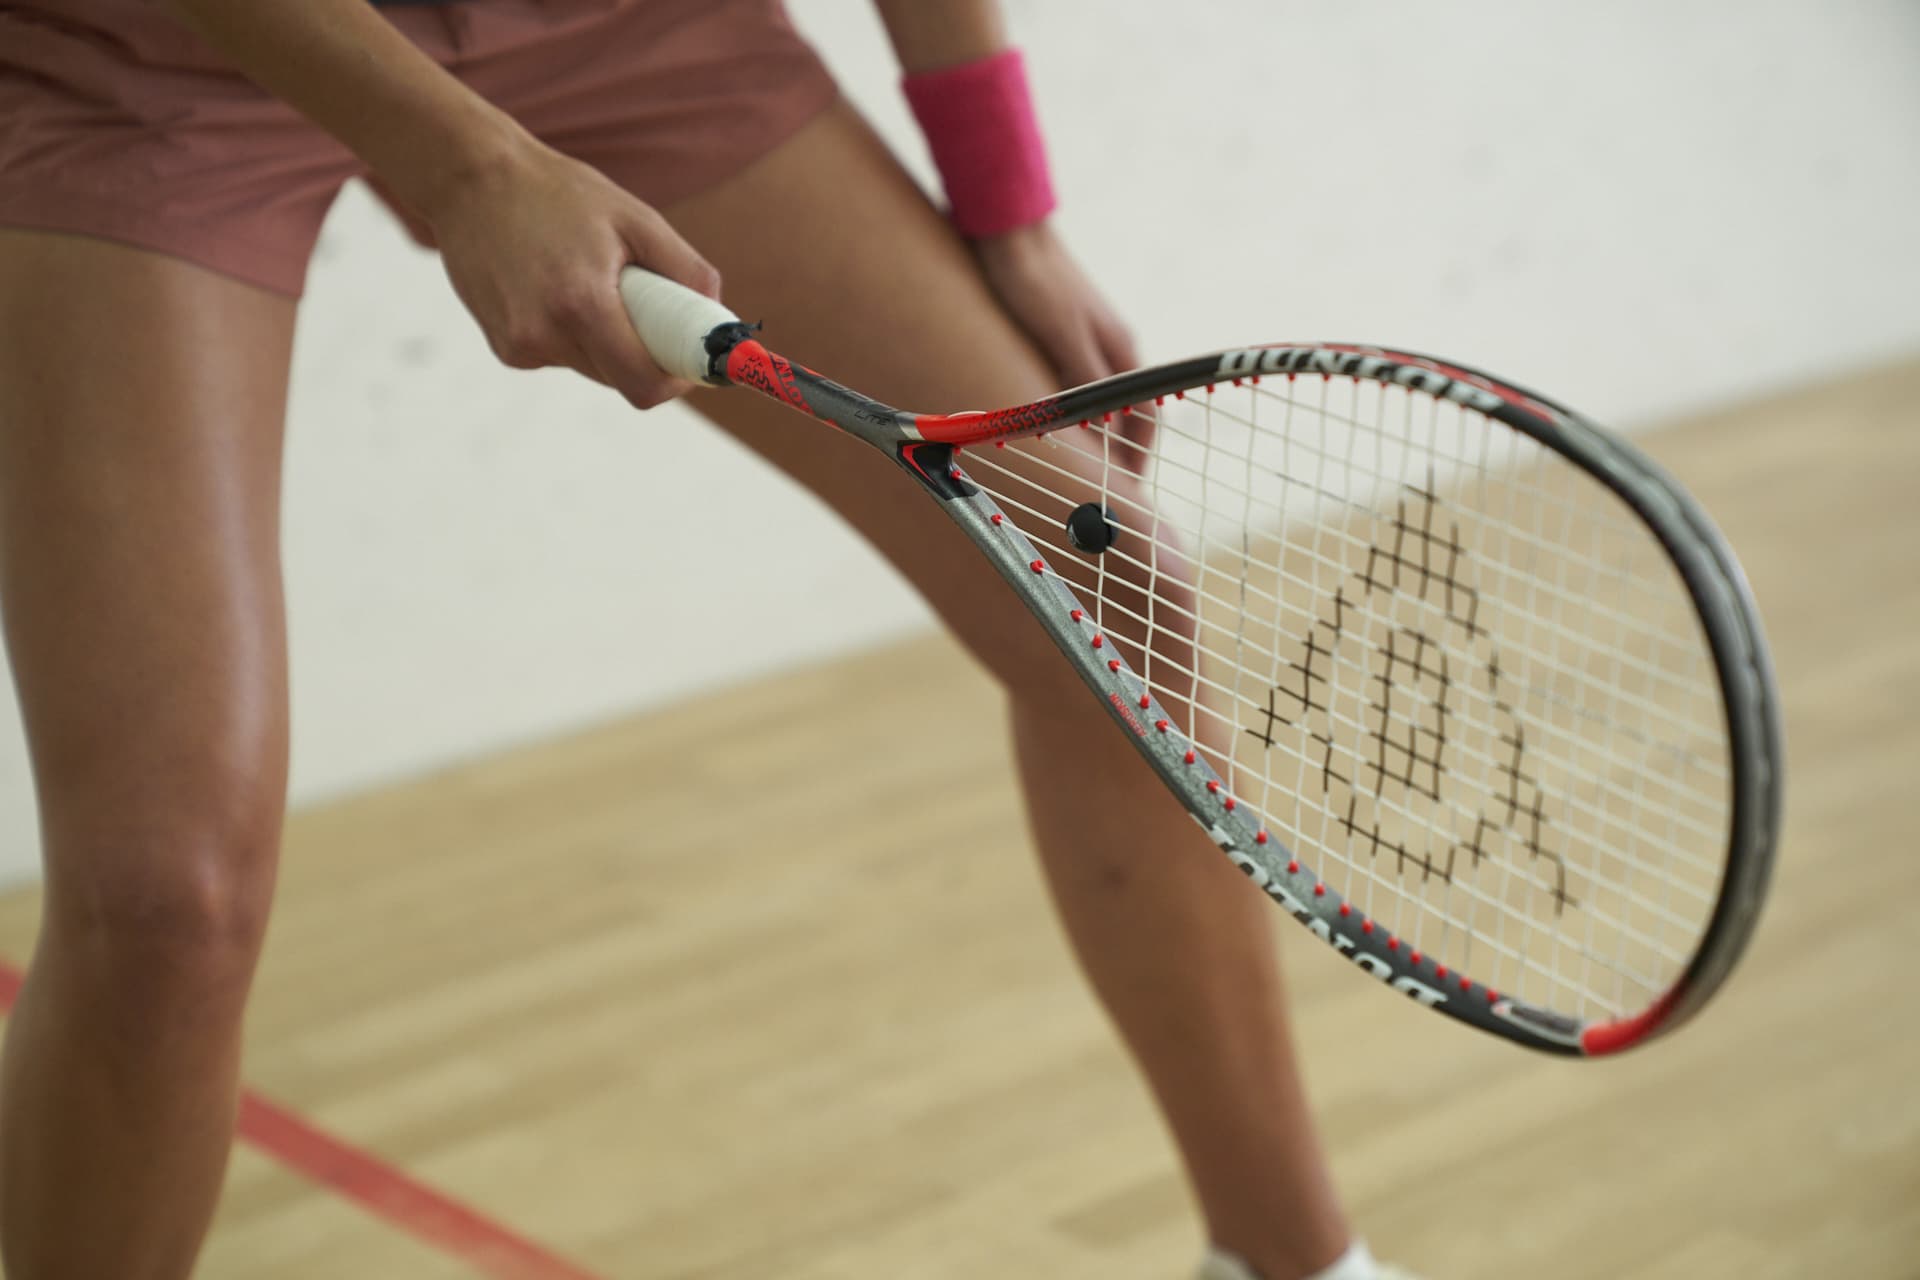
<box><xmin>0</xmin><ymin>2</ymin><xmax>1411</xmax><ymax>1277</ymax></box>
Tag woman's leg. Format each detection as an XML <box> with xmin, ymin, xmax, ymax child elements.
<box><xmin>659</xmin><ymin>101</ymin><xmax>1351</xmax><ymax>1280</ymax></box>
<box><xmin>0</xmin><ymin>232</ymin><xmax>295</xmax><ymax>1279</ymax></box>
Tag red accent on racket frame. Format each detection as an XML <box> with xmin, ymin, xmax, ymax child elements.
<box><xmin>914</xmin><ymin>397</ymin><xmax>1070</xmax><ymax>446</ymax></box>
<box><xmin>725</xmin><ymin>340</ymin><xmax>809</xmax><ymax>412</ymax></box>
<box><xmin>1579</xmin><ymin>986</ymin><xmax>1682</xmax><ymax>1056</ymax></box>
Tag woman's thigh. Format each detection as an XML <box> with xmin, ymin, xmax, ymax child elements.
<box><xmin>0</xmin><ymin>232</ymin><xmax>294</xmax><ymax>916</ymax></box>
<box><xmin>658</xmin><ymin>100</ymin><xmax>1148</xmax><ymax>690</ymax></box>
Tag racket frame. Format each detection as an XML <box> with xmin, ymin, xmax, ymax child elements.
<box><xmin>669</xmin><ymin>311</ymin><xmax>1781</xmax><ymax>1057</ymax></box>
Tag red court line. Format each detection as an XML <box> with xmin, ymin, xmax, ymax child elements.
<box><xmin>0</xmin><ymin>959</ymin><xmax>606</xmax><ymax>1280</ymax></box>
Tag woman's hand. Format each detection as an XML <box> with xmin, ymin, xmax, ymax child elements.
<box><xmin>972</xmin><ymin>221</ymin><xmax>1153</xmax><ymax>467</ymax></box>
<box><xmin>414</xmin><ymin>134</ymin><xmax>721</xmax><ymax>410</ymax></box>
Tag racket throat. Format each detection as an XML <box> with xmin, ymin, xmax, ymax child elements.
<box><xmin>897</xmin><ymin>442</ymin><xmax>979</xmax><ymax>501</ymax></box>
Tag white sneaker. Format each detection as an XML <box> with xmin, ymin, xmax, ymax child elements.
<box><xmin>1197</xmin><ymin>1244</ymin><xmax>1425</xmax><ymax>1280</ymax></box>
<box><xmin>1197</xmin><ymin>1249</ymin><xmax>1263</xmax><ymax>1280</ymax></box>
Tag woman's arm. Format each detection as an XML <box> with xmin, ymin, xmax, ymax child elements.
<box><xmin>163</xmin><ymin>0</ymin><xmax>718</xmax><ymax>408</ymax></box>
<box><xmin>872</xmin><ymin>0</ymin><xmax>1006</xmax><ymax>73</ymax></box>
<box><xmin>872</xmin><ymin>1</ymin><xmax>1140</xmax><ymax>434</ymax></box>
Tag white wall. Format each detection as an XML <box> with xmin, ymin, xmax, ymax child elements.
<box><xmin>2</xmin><ymin>0</ymin><xmax>1915</xmax><ymax>882</ymax></box>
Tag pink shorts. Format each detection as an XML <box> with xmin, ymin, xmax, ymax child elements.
<box><xmin>0</xmin><ymin>0</ymin><xmax>838</xmax><ymax>296</ymax></box>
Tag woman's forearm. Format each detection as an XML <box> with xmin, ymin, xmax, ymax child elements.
<box><xmin>161</xmin><ymin>0</ymin><xmax>529</xmax><ymax>219</ymax></box>
<box><xmin>872</xmin><ymin>0</ymin><xmax>1006</xmax><ymax>73</ymax></box>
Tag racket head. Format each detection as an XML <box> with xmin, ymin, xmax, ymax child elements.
<box><xmin>917</xmin><ymin>345</ymin><xmax>1781</xmax><ymax>1055</ymax></box>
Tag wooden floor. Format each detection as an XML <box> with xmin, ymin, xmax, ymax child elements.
<box><xmin>2</xmin><ymin>359</ymin><xmax>1917</xmax><ymax>1279</ymax></box>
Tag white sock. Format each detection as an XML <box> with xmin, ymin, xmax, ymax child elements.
<box><xmin>1201</xmin><ymin>1240</ymin><xmax>1378</xmax><ymax>1280</ymax></box>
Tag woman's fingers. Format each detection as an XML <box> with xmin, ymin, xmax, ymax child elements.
<box><xmin>1096</xmin><ymin>309</ymin><xmax>1155</xmax><ymax>472</ymax></box>
<box><xmin>423</xmin><ymin>138</ymin><xmax>720</xmax><ymax>410</ymax></box>
<box><xmin>622</xmin><ymin>205</ymin><xmax>724</xmax><ymax>300</ymax></box>
<box><xmin>574</xmin><ymin>281</ymin><xmax>694</xmax><ymax>410</ymax></box>
<box><xmin>1046</xmin><ymin>316</ymin><xmax>1113</xmax><ymax>390</ymax></box>
<box><xmin>1092</xmin><ymin>303</ymin><xmax>1138</xmax><ymax>375</ymax></box>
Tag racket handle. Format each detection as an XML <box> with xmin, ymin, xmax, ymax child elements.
<box><xmin>617</xmin><ymin>266</ymin><xmax>741</xmax><ymax>386</ymax></box>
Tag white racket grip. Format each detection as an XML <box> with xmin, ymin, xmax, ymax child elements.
<box><xmin>618</xmin><ymin>266</ymin><xmax>741</xmax><ymax>386</ymax></box>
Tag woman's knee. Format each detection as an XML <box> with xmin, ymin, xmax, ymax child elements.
<box><xmin>39</xmin><ymin>756</ymin><xmax>284</xmax><ymax>985</ymax></box>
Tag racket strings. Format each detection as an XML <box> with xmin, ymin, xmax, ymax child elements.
<box><xmin>957</xmin><ymin>494</ymin><xmax>1724</xmax><ymax>906</ymax></box>
<box><xmin>965</xmin><ymin>460</ymin><xmax>1726</xmax><ymax>866</ymax></box>
<box><xmin>975</xmin><ymin>429</ymin><xmax>1726</xmax><ymax>760</ymax></box>
<box><xmin>960</xmin><ymin>374</ymin><xmax>1729</xmax><ymax>1019</ymax></box>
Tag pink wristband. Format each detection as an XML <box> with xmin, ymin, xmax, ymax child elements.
<box><xmin>902</xmin><ymin>48</ymin><xmax>1057</xmax><ymax>239</ymax></box>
